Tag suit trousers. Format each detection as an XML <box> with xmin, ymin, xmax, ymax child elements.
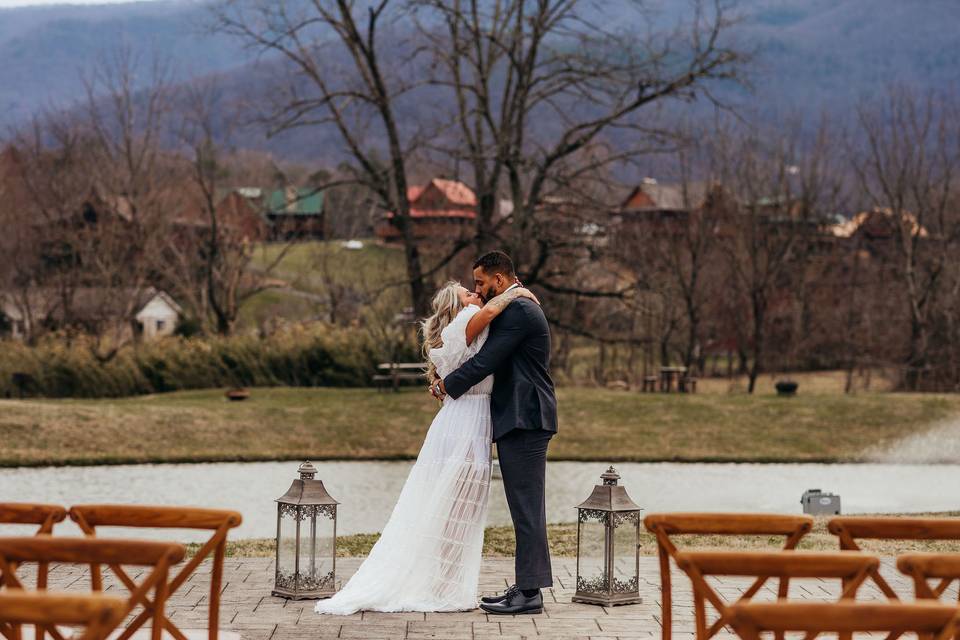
<box><xmin>495</xmin><ymin>427</ymin><xmax>554</xmax><ymax>590</ymax></box>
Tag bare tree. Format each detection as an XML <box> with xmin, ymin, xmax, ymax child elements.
<box><xmin>416</xmin><ymin>0</ymin><xmax>745</xmax><ymax>296</ymax></box>
<box><xmin>715</xmin><ymin>117</ymin><xmax>839</xmax><ymax>393</ymax></box>
<box><xmin>212</xmin><ymin>0</ymin><xmax>434</xmax><ymax>316</ymax></box>
<box><xmin>0</xmin><ymin>143</ymin><xmax>43</xmax><ymax>341</ymax></box>
<box><xmin>615</xmin><ymin>125</ymin><xmax>732</xmax><ymax>373</ymax></box>
<box><xmin>168</xmin><ymin>79</ymin><xmax>297</xmax><ymax>335</ymax></box>
<box><xmin>850</xmin><ymin>88</ymin><xmax>960</xmax><ymax>390</ymax></box>
<box><xmin>831</xmin><ymin>227</ymin><xmax>904</xmax><ymax>394</ymax></box>
<box><xmin>75</xmin><ymin>46</ymin><xmax>181</xmax><ymax>359</ymax></box>
<box><xmin>323</xmin><ymin>180</ymin><xmax>380</xmax><ymax>239</ymax></box>
<box><xmin>8</xmin><ymin>113</ymin><xmax>99</xmax><ymax>344</ymax></box>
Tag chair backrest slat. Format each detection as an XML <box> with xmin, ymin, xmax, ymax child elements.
<box><xmin>727</xmin><ymin>601</ymin><xmax>960</xmax><ymax>638</ymax></box>
<box><xmin>0</xmin><ymin>536</ymin><xmax>186</xmax><ymax>567</ymax></box>
<box><xmin>71</xmin><ymin>505</ymin><xmax>241</xmax><ymax>531</ymax></box>
<box><xmin>646</xmin><ymin>513</ymin><xmax>812</xmax><ymax>536</ymax></box>
<box><xmin>676</xmin><ymin>550</ymin><xmax>879</xmax><ymax>579</ymax></box>
<box><xmin>0</xmin><ymin>592</ymin><xmax>126</xmax><ymax>640</ymax></box>
<box><xmin>0</xmin><ymin>503</ymin><xmax>67</xmax><ymax>534</ymax></box>
<box><xmin>829</xmin><ymin>516</ymin><xmax>960</xmax><ymax>542</ymax></box>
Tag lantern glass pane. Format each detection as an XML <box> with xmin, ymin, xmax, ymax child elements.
<box><xmin>276</xmin><ymin>505</ymin><xmax>298</xmax><ymax>589</ymax></box>
<box><xmin>299</xmin><ymin>506</ymin><xmax>336</xmax><ymax>592</ymax></box>
<box><xmin>612</xmin><ymin>513</ymin><xmax>640</xmax><ymax>593</ymax></box>
<box><xmin>576</xmin><ymin>510</ymin><xmax>608</xmax><ymax>593</ymax></box>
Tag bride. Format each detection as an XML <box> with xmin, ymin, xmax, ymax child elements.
<box><xmin>315</xmin><ymin>280</ymin><xmax>538</xmax><ymax>614</ymax></box>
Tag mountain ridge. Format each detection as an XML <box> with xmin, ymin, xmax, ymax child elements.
<box><xmin>2</xmin><ymin>0</ymin><xmax>958</xmax><ymax>161</ymax></box>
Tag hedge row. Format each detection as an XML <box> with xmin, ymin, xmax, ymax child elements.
<box><xmin>0</xmin><ymin>324</ymin><xmax>420</xmax><ymax>398</ymax></box>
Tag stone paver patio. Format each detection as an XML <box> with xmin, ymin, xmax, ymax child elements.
<box><xmin>22</xmin><ymin>555</ymin><xmax>929</xmax><ymax>639</ymax></box>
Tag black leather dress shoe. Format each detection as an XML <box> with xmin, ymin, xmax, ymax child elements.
<box><xmin>479</xmin><ymin>589</ymin><xmax>542</xmax><ymax>615</ymax></box>
<box><xmin>481</xmin><ymin>584</ymin><xmax>519</xmax><ymax>604</ymax></box>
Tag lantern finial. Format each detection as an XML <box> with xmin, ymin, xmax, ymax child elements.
<box><xmin>601</xmin><ymin>466</ymin><xmax>620</xmax><ymax>486</ymax></box>
<box><xmin>299</xmin><ymin>461</ymin><xmax>318</xmax><ymax>480</ymax></box>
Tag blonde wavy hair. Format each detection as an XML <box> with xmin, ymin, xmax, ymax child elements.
<box><xmin>421</xmin><ymin>281</ymin><xmax>465</xmax><ymax>382</ymax></box>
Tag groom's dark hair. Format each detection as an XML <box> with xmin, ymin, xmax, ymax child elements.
<box><xmin>473</xmin><ymin>250</ymin><xmax>515</xmax><ymax>277</ymax></box>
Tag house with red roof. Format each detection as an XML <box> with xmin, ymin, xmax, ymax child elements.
<box><xmin>376</xmin><ymin>178</ymin><xmax>476</xmax><ymax>244</ymax></box>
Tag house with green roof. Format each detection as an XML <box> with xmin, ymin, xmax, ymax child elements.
<box><xmin>265</xmin><ymin>186</ymin><xmax>325</xmax><ymax>240</ymax></box>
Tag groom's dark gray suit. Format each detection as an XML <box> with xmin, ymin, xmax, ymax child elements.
<box><xmin>443</xmin><ymin>297</ymin><xmax>557</xmax><ymax>590</ymax></box>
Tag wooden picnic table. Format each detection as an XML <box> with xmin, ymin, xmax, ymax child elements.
<box><xmin>659</xmin><ymin>366</ymin><xmax>687</xmax><ymax>392</ymax></box>
<box><xmin>374</xmin><ymin>362</ymin><xmax>426</xmax><ymax>391</ymax></box>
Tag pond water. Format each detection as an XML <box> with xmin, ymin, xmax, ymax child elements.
<box><xmin>1</xmin><ymin>460</ymin><xmax>958</xmax><ymax>542</ymax></box>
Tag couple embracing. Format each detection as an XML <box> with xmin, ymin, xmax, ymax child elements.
<box><xmin>315</xmin><ymin>250</ymin><xmax>557</xmax><ymax>616</ymax></box>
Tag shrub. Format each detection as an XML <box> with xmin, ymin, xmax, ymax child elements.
<box><xmin>0</xmin><ymin>323</ymin><xmax>419</xmax><ymax>398</ymax></box>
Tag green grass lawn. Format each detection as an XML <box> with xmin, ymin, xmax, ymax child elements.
<box><xmin>240</xmin><ymin>239</ymin><xmax>409</xmax><ymax>329</ymax></box>
<box><xmin>237</xmin><ymin>288</ymin><xmax>328</xmax><ymax>329</ymax></box>
<box><xmin>252</xmin><ymin>240</ymin><xmax>404</xmax><ymax>295</ymax></box>
<box><xmin>1</xmin><ymin>387</ymin><xmax>957</xmax><ymax>467</ymax></box>
<box><xmin>201</xmin><ymin>515</ymin><xmax>960</xmax><ymax>558</ymax></box>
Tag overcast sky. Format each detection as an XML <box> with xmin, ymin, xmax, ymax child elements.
<box><xmin>0</xmin><ymin>0</ymin><xmax>142</xmax><ymax>7</ymax></box>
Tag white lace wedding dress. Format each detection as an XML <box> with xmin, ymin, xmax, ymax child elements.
<box><xmin>315</xmin><ymin>304</ymin><xmax>493</xmax><ymax>614</ymax></box>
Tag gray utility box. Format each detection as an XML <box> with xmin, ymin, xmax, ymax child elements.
<box><xmin>801</xmin><ymin>489</ymin><xmax>841</xmax><ymax>515</ymax></box>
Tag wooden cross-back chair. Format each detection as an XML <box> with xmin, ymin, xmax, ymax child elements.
<box><xmin>0</xmin><ymin>504</ymin><xmax>68</xmax><ymax>592</ymax></box>
<box><xmin>899</xmin><ymin>553</ymin><xmax>960</xmax><ymax>604</ymax></box>
<box><xmin>829</xmin><ymin>516</ymin><xmax>960</xmax><ymax>600</ymax></box>
<box><xmin>726</xmin><ymin>601</ymin><xmax>960</xmax><ymax>640</ymax></box>
<box><xmin>69</xmin><ymin>505</ymin><xmax>242</xmax><ymax>640</ymax></box>
<box><xmin>643</xmin><ymin>513</ymin><xmax>814</xmax><ymax>640</ymax></box>
<box><xmin>674</xmin><ymin>550</ymin><xmax>886</xmax><ymax>640</ymax></box>
<box><xmin>0</xmin><ymin>536</ymin><xmax>184</xmax><ymax>640</ymax></box>
<box><xmin>0</xmin><ymin>591</ymin><xmax>126</xmax><ymax>640</ymax></box>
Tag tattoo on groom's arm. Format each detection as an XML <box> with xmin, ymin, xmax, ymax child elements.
<box><xmin>487</xmin><ymin>288</ymin><xmax>523</xmax><ymax>314</ymax></box>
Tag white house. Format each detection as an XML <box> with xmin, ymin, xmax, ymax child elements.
<box><xmin>135</xmin><ymin>291</ymin><xmax>182</xmax><ymax>339</ymax></box>
<box><xmin>0</xmin><ymin>296</ymin><xmax>27</xmax><ymax>340</ymax></box>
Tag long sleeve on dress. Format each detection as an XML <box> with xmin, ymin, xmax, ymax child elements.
<box><xmin>429</xmin><ymin>305</ymin><xmax>486</xmax><ymax>380</ymax></box>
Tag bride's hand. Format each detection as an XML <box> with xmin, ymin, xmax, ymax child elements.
<box><xmin>429</xmin><ymin>378</ymin><xmax>446</xmax><ymax>400</ymax></box>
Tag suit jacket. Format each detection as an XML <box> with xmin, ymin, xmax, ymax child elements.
<box><xmin>443</xmin><ymin>297</ymin><xmax>558</xmax><ymax>441</ymax></box>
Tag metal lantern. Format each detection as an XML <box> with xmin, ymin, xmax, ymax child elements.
<box><xmin>573</xmin><ymin>466</ymin><xmax>642</xmax><ymax>606</ymax></box>
<box><xmin>272</xmin><ymin>461</ymin><xmax>339</xmax><ymax>600</ymax></box>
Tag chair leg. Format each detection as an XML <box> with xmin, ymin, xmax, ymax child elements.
<box><xmin>210</xmin><ymin>540</ymin><xmax>226</xmax><ymax>640</ymax></box>
<box><xmin>658</xmin><ymin>545</ymin><xmax>671</xmax><ymax>640</ymax></box>
<box><xmin>152</xmin><ymin>566</ymin><xmax>168</xmax><ymax>640</ymax></box>
<box><xmin>693</xmin><ymin>592</ymin><xmax>707</xmax><ymax>639</ymax></box>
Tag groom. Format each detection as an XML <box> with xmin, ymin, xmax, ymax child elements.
<box><xmin>431</xmin><ymin>250</ymin><xmax>558</xmax><ymax>615</ymax></box>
